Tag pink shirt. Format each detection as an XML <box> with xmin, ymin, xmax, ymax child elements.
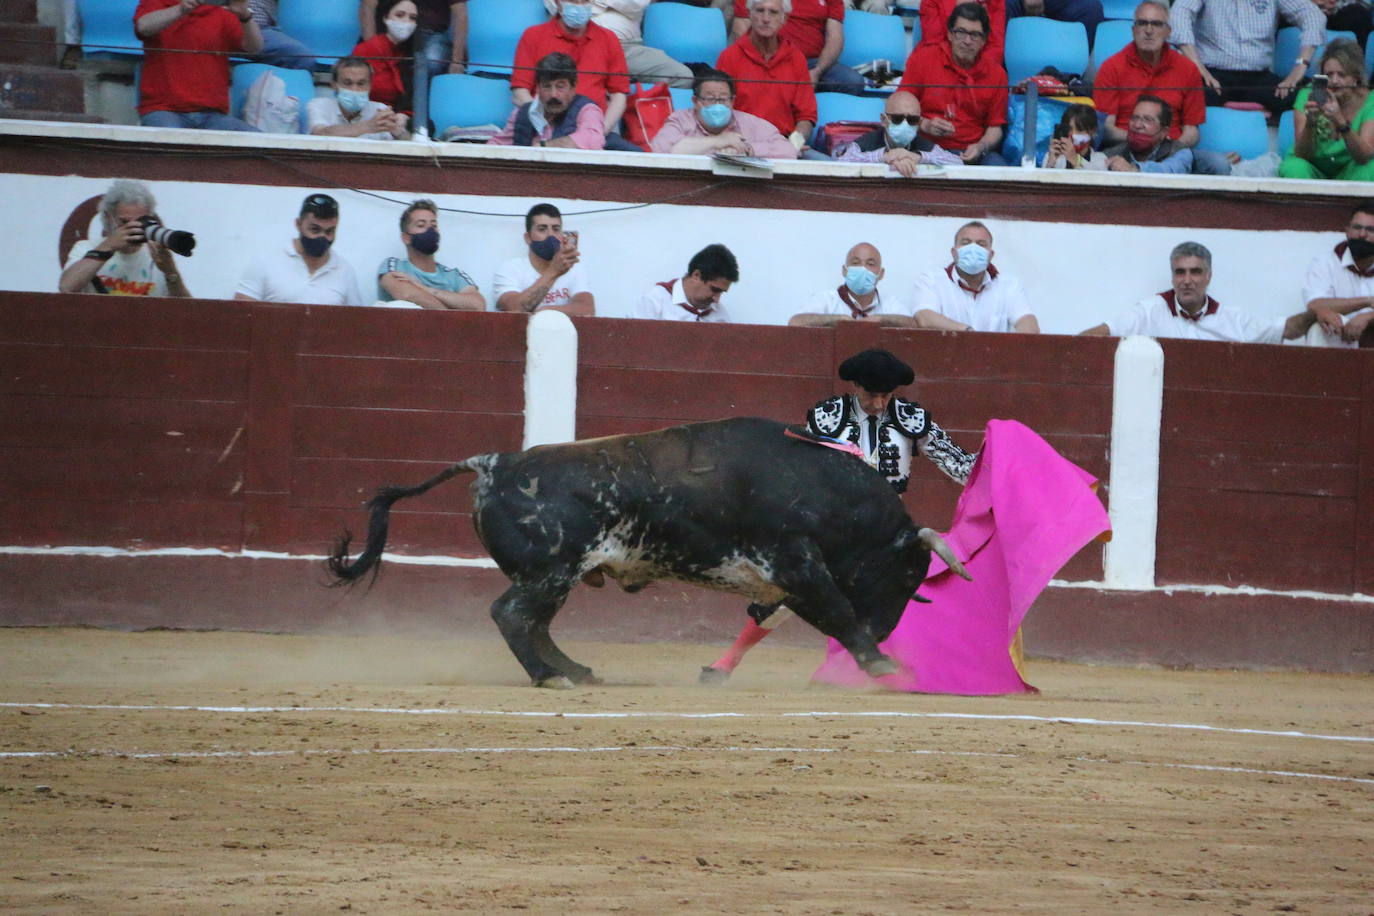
<box><xmin>487</xmin><ymin>100</ymin><xmax>606</xmax><ymax>150</ymax></box>
<box><xmin>650</xmin><ymin>108</ymin><xmax>798</xmax><ymax>158</ymax></box>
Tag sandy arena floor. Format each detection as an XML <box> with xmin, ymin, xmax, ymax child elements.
<box><xmin>1</xmin><ymin>627</ymin><xmax>1371</xmax><ymax>914</ymax></box>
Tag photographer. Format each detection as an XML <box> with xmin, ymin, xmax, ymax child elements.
<box><xmin>59</xmin><ymin>180</ymin><xmax>191</xmax><ymax>297</ymax></box>
<box><xmin>135</xmin><ymin>0</ymin><xmax>263</xmax><ymax>132</ymax></box>
<box><xmin>1042</xmin><ymin>104</ymin><xmax>1107</xmax><ymax>170</ymax></box>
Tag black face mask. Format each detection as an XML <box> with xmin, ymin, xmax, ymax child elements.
<box><xmin>1347</xmin><ymin>237</ymin><xmax>1374</xmax><ymax>262</ymax></box>
<box><xmin>299</xmin><ymin>234</ymin><xmax>332</xmax><ymax>258</ymax></box>
<box><xmin>409</xmin><ymin>228</ymin><xmax>440</xmax><ymax>255</ymax></box>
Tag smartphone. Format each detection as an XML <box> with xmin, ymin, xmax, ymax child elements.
<box><xmin>1052</xmin><ymin>123</ymin><xmax>1069</xmax><ymax>141</ymax></box>
<box><xmin>563</xmin><ymin>230</ymin><xmax>579</xmax><ymax>249</ymax></box>
<box><xmin>1311</xmin><ymin>74</ymin><xmax>1328</xmax><ymax>106</ymax></box>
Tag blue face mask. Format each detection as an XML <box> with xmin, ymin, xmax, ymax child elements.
<box><xmin>955</xmin><ymin>242</ymin><xmax>990</xmax><ymax>275</ymax></box>
<box><xmin>336</xmin><ymin>88</ymin><xmax>369</xmax><ymax>116</ymax></box>
<box><xmin>699</xmin><ymin>103</ymin><xmax>732</xmax><ymax>130</ymax></box>
<box><xmin>530</xmin><ymin>235</ymin><xmax>561</xmax><ymax>260</ymax></box>
<box><xmin>560</xmin><ymin>3</ymin><xmax>592</xmax><ymax>29</ymax></box>
<box><xmin>409</xmin><ymin>228</ymin><xmax>440</xmax><ymax>255</ymax></box>
<box><xmin>886</xmin><ymin>119</ymin><xmax>917</xmax><ymax>148</ymax></box>
<box><xmin>844</xmin><ymin>265</ymin><xmax>878</xmax><ymax>297</ymax></box>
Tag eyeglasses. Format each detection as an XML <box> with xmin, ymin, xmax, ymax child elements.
<box><xmin>1133</xmin><ymin>18</ymin><xmax>1168</xmax><ymax>29</ymax></box>
<box><xmin>1129</xmin><ymin>114</ymin><xmax>1161</xmax><ymax>127</ymax></box>
<box><xmin>696</xmin><ymin>96</ymin><xmax>732</xmax><ymax>105</ymax></box>
<box><xmin>886</xmin><ymin>114</ymin><xmax>919</xmax><ymax>125</ymax></box>
<box><xmin>949</xmin><ymin>27</ymin><xmax>986</xmax><ymax>40</ymax></box>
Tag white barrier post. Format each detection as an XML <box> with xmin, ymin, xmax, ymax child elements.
<box><xmin>523</xmin><ymin>310</ymin><xmax>579</xmax><ymax>450</ymax></box>
<box><xmin>1103</xmin><ymin>335</ymin><xmax>1164</xmax><ymax>590</ymax></box>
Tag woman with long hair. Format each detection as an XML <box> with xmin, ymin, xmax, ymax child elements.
<box><xmin>352</xmin><ymin>0</ymin><xmax>417</xmax><ymax>112</ymax></box>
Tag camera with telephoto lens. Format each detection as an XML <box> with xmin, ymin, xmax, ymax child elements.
<box><xmin>136</xmin><ymin>216</ymin><xmax>196</xmax><ymax>257</ymax></box>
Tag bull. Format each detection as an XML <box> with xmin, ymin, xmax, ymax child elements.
<box><xmin>326</xmin><ymin>417</ymin><xmax>967</xmax><ymax>688</ymax></box>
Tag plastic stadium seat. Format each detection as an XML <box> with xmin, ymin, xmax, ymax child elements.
<box><xmin>230</xmin><ymin>63</ymin><xmax>316</xmax><ymax>133</ymax></box>
<box><xmin>429</xmin><ymin>73</ymin><xmax>513</xmax><ymax>133</ymax></box>
<box><xmin>278</xmin><ymin>0</ymin><xmax>359</xmax><ymax>68</ymax></box>
<box><xmin>1278</xmin><ymin>108</ymin><xmax>1294</xmax><ymax>156</ymax></box>
<box><xmin>1100</xmin><ymin>0</ymin><xmax>1138</xmax><ymax>19</ymax></box>
<box><xmin>669</xmin><ymin>87</ymin><xmax>693</xmax><ymax>110</ymax></box>
<box><xmin>815</xmin><ymin>91</ymin><xmax>884</xmax><ymax>127</ymax></box>
<box><xmin>1367</xmin><ymin>33</ymin><xmax>1374</xmax><ymax>79</ymax></box>
<box><xmin>1197</xmin><ymin>105</ymin><xmax>1269</xmax><ymax>160</ymax></box>
<box><xmin>78</xmin><ymin>0</ymin><xmax>141</xmax><ymax>58</ymax></box>
<box><xmin>839</xmin><ymin>10</ymin><xmax>907</xmax><ymax>70</ymax></box>
<box><xmin>1273</xmin><ymin>27</ymin><xmax>1355</xmax><ymax>76</ymax></box>
<box><xmin>1092</xmin><ymin>19</ymin><xmax>1134</xmax><ymax>64</ymax></box>
<box><xmin>1004</xmin><ymin>18</ymin><xmax>1089</xmax><ymax>84</ymax></box>
<box><xmin>642</xmin><ymin>2</ymin><xmax>728</xmax><ymax>67</ymax></box>
<box><xmin>469</xmin><ymin>0</ymin><xmax>547</xmax><ymax>76</ymax></box>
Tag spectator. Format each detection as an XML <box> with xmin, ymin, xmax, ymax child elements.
<box><xmin>832</xmin><ymin>91</ymin><xmax>962</xmax><ymax>174</ymax></box>
<box><xmin>308</xmin><ymin>58</ymin><xmax>412</xmax><ymax>140</ymax></box>
<box><xmin>1169</xmin><ymin>0</ymin><xmax>1325</xmax><ymax>118</ymax></box>
<box><xmin>490</xmin><ymin>53</ymin><xmax>606</xmax><ymax>149</ymax></box>
<box><xmin>1301</xmin><ymin>200</ymin><xmax>1374</xmax><ymax>347</ymax></box>
<box><xmin>1315</xmin><ymin>0</ymin><xmax>1373</xmax><ymax>51</ymax></box>
<box><xmin>360</xmin><ymin>0</ymin><xmax>468</xmax><ymax>77</ymax></box>
<box><xmin>354</xmin><ymin>0</ymin><xmax>419</xmax><ymax>113</ymax></box>
<box><xmin>1005</xmin><ymin>0</ymin><xmax>1104</xmax><ymax>46</ymax></box>
<box><xmin>716</xmin><ymin>0</ymin><xmax>818</xmax><ymax>154</ymax></box>
<box><xmin>1101</xmin><ymin>96</ymin><xmax>1194</xmax><ymax>174</ymax></box>
<box><xmin>918</xmin><ymin>0</ymin><xmax>1005</xmax><ymax>64</ymax></box>
<box><xmin>897</xmin><ymin>3</ymin><xmax>1009</xmax><ymax>166</ymax></box>
<box><xmin>246</xmin><ymin>0</ymin><xmax>315</xmax><ymax>70</ymax></box>
<box><xmin>848</xmin><ymin>0</ymin><xmax>892</xmax><ymax>10</ymax></box>
<box><xmin>1081</xmin><ymin>242</ymin><xmax>1315</xmax><ymax>342</ymax></box>
<box><xmin>631</xmin><ymin>243</ymin><xmax>740</xmax><ymax>320</ymax></box>
<box><xmin>650</xmin><ymin>68</ymin><xmax>797</xmax><ymax>157</ymax></box>
<box><xmin>378</xmin><ymin>199</ymin><xmax>486</xmax><ymax>310</ymax></box>
<box><xmin>729</xmin><ymin>0</ymin><xmax>864</xmax><ymax>95</ymax></box>
<box><xmin>134</xmin><ymin>0</ymin><xmax>264</xmax><ymax>131</ymax></box>
<box><xmin>912</xmin><ymin>221</ymin><xmax>1039</xmax><ymax>332</ymax></box>
<box><xmin>493</xmin><ymin>203</ymin><xmax>596</xmax><ymax>315</ymax></box>
<box><xmin>59</xmin><ymin>179</ymin><xmax>191</xmax><ymax>298</ymax></box>
<box><xmin>542</xmin><ymin>0</ymin><xmax>694</xmax><ymax>86</ymax></box>
<box><xmin>234</xmin><ymin>193</ymin><xmax>365</xmax><ymax>306</ymax></box>
<box><xmin>511</xmin><ymin>0</ymin><xmax>639</xmax><ymax>152</ymax></box>
<box><xmin>789</xmin><ymin>243</ymin><xmax>917</xmax><ymax>326</ymax></box>
<box><xmin>1042</xmin><ymin>103</ymin><xmax>1107</xmax><ymax>169</ymax></box>
<box><xmin>1279</xmin><ymin>38</ymin><xmax>1374</xmax><ymax>182</ymax></box>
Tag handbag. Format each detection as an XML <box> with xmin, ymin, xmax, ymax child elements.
<box><xmin>621</xmin><ymin>82</ymin><xmax>674</xmax><ymax>151</ymax></box>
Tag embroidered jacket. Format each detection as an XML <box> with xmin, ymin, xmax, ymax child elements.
<box><xmin>806</xmin><ymin>394</ymin><xmax>976</xmax><ymax>492</ymax></box>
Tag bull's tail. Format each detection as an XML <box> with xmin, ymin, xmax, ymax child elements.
<box><xmin>326</xmin><ymin>455</ymin><xmax>493</xmax><ymax>585</ymax></box>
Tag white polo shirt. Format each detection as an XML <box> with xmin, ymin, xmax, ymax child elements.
<box><xmin>235</xmin><ymin>242</ymin><xmax>365</xmax><ymax>307</ymax></box>
<box><xmin>911</xmin><ymin>264</ymin><xmax>1034</xmax><ymax>332</ymax></box>
<box><xmin>492</xmin><ymin>255</ymin><xmax>593</xmax><ymax>312</ymax></box>
<box><xmin>1300</xmin><ymin>242</ymin><xmax>1374</xmax><ymax>349</ymax></box>
<box><xmin>631</xmin><ymin>278</ymin><xmax>732</xmax><ymax>322</ymax></box>
<box><xmin>800</xmin><ymin>286</ymin><xmax>909</xmax><ymax>320</ymax></box>
<box><xmin>305</xmin><ymin>97</ymin><xmax>398</xmax><ymax>141</ymax></box>
<box><xmin>1106</xmin><ymin>291</ymin><xmax>1285</xmax><ymax>343</ymax></box>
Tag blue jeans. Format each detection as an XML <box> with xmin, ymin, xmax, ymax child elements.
<box><xmin>140</xmin><ymin>110</ymin><xmax>262</xmax><ymax>132</ymax></box>
<box><xmin>417</xmin><ymin>28</ymin><xmax>453</xmax><ymax>78</ymax></box>
<box><xmin>1005</xmin><ymin>0</ymin><xmax>1105</xmax><ymax>46</ymax></box>
<box><xmin>1191</xmin><ymin>148</ymin><xmax>1234</xmax><ymax>176</ymax></box>
<box><xmin>808</xmin><ymin>57</ymin><xmax>866</xmax><ymax>95</ymax></box>
<box><xmin>256</xmin><ymin>25</ymin><xmax>316</xmax><ymax>71</ymax></box>
<box><xmin>968</xmin><ymin>148</ymin><xmax>1010</xmax><ymax>166</ymax></box>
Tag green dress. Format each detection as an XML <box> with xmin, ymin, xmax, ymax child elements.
<box><xmin>1278</xmin><ymin>86</ymin><xmax>1374</xmax><ymax>181</ymax></box>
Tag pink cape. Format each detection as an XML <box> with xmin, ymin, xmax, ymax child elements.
<box><xmin>811</xmin><ymin>419</ymin><xmax>1110</xmax><ymax>695</ymax></box>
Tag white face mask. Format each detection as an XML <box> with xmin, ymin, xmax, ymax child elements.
<box><xmin>386</xmin><ymin>17</ymin><xmax>417</xmax><ymax>42</ymax></box>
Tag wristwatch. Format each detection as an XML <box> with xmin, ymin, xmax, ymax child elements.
<box><xmin>1295</xmin><ymin>57</ymin><xmax>1309</xmax><ymax>69</ymax></box>
<box><xmin>84</xmin><ymin>249</ymin><xmax>114</xmax><ymax>261</ymax></box>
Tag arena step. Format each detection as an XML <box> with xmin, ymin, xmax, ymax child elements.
<box><xmin>0</xmin><ymin>0</ymin><xmax>38</xmax><ymax>23</ymax></box>
<box><xmin>0</xmin><ymin>21</ymin><xmax>54</xmax><ymax>65</ymax></box>
<box><xmin>0</xmin><ymin>62</ymin><xmax>84</xmax><ymax>113</ymax></box>
<box><xmin>0</xmin><ymin>107</ymin><xmax>105</xmax><ymax>123</ymax></box>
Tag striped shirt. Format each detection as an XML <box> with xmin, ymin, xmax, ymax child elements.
<box><xmin>1170</xmin><ymin>0</ymin><xmax>1325</xmax><ymax>72</ymax></box>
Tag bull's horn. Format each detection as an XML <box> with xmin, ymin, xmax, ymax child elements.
<box><xmin>919</xmin><ymin>528</ymin><xmax>972</xmax><ymax>581</ymax></box>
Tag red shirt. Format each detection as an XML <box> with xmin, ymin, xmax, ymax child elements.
<box><xmin>898</xmin><ymin>42</ymin><xmax>1007</xmax><ymax>151</ymax></box>
<box><xmin>1093</xmin><ymin>44</ymin><xmax>1205</xmax><ymax>141</ymax></box>
<box><xmin>353</xmin><ymin>34</ymin><xmax>407</xmax><ymax>111</ymax></box>
<box><xmin>716</xmin><ymin>35</ymin><xmax>817</xmax><ymax>136</ymax></box>
<box><xmin>917</xmin><ymin>0</ymin><xmax>1005</xmax><ymax>65</ymax></box>
<box><xmin>510</xmin><ymin>19</ymin><xmax>630</xmax><ymax>108</ymax></box>
<box><xmin>134</xmin><ymin>0</ymin><xmax>243</xmax><ymax>115</ymax></box>
<box><xmin>732</xmin><ymin>0</ymin><xmax>844</xmax><ymax>60</ymax></box>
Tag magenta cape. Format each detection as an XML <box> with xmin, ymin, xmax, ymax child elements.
<box><xmin>812</xmin><ymin>419</ymin><xmax>1110</xmax><ymax>695</ymax></box>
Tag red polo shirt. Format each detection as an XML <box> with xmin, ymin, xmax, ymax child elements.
<box><xmin>898</xmin><ymin>42</ymin><xmax>1007</xmax><ymax>151</ymax></box>
<box><xmin>1093</xmin><ymin>44</ymin><xmax>1206</xmax><ymax>140</ymax></box>
<box><xmin>917</xmin><ymin>0</ymin><xmax>1006</xmax><ymax>65</ymax></box>
<box><xmin>732</xmin><ymin>0</ymin><xmax>844</xmax><ymax>60</ymax></box>
<box><xmin>134</xmin><ymin>0</ymin><xmax>243</xmax><ymax>115</ymax></box>
<box><xmin>716</xmin><ymin>34</ymin><xmax>817</xmax><ymax>136</ymax></box>
<box><xmin>510</xmin><ymin>19</ymin><xmax>630</xmax><ymax>108</ymax></box>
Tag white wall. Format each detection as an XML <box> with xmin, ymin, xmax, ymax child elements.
<box><xmin>3</xmin><ymin>172</ymin><xmax>1329</xmax><ymax>334</ymax></box>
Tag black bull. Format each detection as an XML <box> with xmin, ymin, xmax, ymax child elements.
<box><xmin>327</xmin><ymin>417</ymin><xmax>968</xmax><ymax>688</ymax></box>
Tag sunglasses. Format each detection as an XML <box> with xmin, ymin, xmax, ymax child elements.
<box><xmin>887</xmin><ymin>114</ymin><xmax>919</xmax><ymax>125</ymax></box>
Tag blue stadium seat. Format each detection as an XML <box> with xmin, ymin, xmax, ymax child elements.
<box><xmin>78</xmin><ymin>0</ymin><xmax>141</xmax><ymax>59</ymax></box>
<box><xmin>839</xmin><ymin>10</ymin><xmax>907</xmax><ymax>71</ymax></box>
<box><xmin>229</xmin><ymin>63</ymin><xmax>316</xmax><ymax>133</ymax></box>
<box><xmin>642</xmin><ymin>2</ymin><xmax>728</xmax><ymax>67</ymax></box>
<box><xmin>469</xmin><ymin>0</ymin><xmax>547</xmax><ymax>76</ymax></box>
<box><xmin>669</xmin><ymin>87</ymin><xmax>694</xmax><ymax>110</ymax></box>
<box><xmin>814</xmin><ymin>91</ymin><xmax>884</xmax><ymax>126</ymax></box>
<box><xmin>429</xmin><ymin>73</ymin><xmax>514</xmax><ymax>133</ymax></box>
<box><xmin>1277</xmin><ymin>108</ymin><xmax>1294</xmax><ymax>156</ymax></box>
<box><xmin>1368</xmin><ymin>33</ymin><xmax>1374</xmax><ymax>79</ymax></box>
<box><xmin>278</xmin><ymin>0</ymin><xmax>359</xmax><ymax>68</ymax></box>
<box><xmin>1197</xmin><ymin>105</ymin><xmax>1269</xmax><ymax>160</ymax></box>
<box><xmin>1100</xmin><ymin>0</ymin><xmax>1138</xmax><ymax>19</ymax></box>
<box><xmin>1273</xmin><ymin>27</ymin><xmax>1355</xmax><ymax>76</ymax></box>
<box><xmin>1004</xmin><ymin>18</ymin><xmax>1089</xmax><ymax>84</ymax></box>
<box><xmin>1092</xmin><ymin>19</ymin><xmax>1134</xmax><ymax>64</ymax></box>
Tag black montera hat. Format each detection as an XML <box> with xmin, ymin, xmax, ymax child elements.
<box><xmin>838</xmin><ymin>348</ymin><xmax>915</xmax><ymax>393</ymax></box>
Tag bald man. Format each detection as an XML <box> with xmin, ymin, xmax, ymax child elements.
<box><xmin>832</xmin><ymin>91</ymin><xmax>960</xmax><ymax>176</ymax></box>
<box><xmin>789</xmin><ymin>243</ymin><xmax>917</xmax><ymax>327</ymax></box>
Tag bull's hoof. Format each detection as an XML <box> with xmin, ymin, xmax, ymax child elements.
<box><xmin>698</xmin><ymin>665</ymin><xmax>730</xmax><ymax>686</ymax></box>
<box><xmin>571</xmin><ymin>671</ymin><xmax>603</xmax><ymax>686</ymax></box>
<box><xmin>860</xmin><ymin>656</ymin><xmax>898</xmax><ymax>679</ymax></box>
<box><xmin>534</xmin><ymin>675</ymin><xmax>576</xmax><ymax>690</ymax></box>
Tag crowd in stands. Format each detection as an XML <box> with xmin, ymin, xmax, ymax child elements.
<box><xmin>64</xmin><ymin>178</ymin><xmax>1373</xmax><ymax>347</ymax></box>
<box><xmin>70</xmin><ymin>0</ymin><xmax>1370</xmax><ymax>181</ymax></box>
